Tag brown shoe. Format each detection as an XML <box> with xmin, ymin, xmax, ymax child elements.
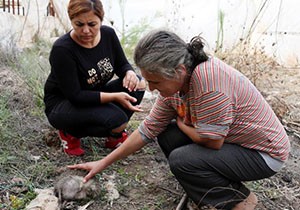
<box><xmin>232</xmin><ymin>192</ymin><xmax>258</xmax><ymax>210</ymax></box>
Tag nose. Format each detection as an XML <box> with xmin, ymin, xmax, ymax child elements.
<box><xmin>82</xmin><ymin>25</ymin><xmax>90</xmax><ymax>33</ymax></box>
<box><xmin>148</xmin><ymin>83</ymin><xmax>156</xmax><ymax>92</ymax></box>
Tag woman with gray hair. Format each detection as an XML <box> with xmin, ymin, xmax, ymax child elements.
<box><xmin>69</xmin><ymin>29</ymin><xmax>290</xmax><ymax>209</ymax></box>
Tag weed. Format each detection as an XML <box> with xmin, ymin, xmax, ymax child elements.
<box><xmin>0</xmin><ymin>94</ymin><xmax>12</xmax><ymax>138</ymax></box>
<box><xmin>14</xmin><ymin>191</ymin><xmax>37</xmax><ymax>209</ymax></box>
<box><xmin>120</xmin><ymin>19</ymin><xmax>153</xmax><ymax>63</ymax></box>
<box><xmin>14</xmin><ymin>39</ymin><xmax>51</xmax><ymax>112</ymax></box>
<box><xmin>0</xmin><ymin>34</ymin><xmax>19</xmax><ymax>68</ymax></box>
<box><xmin>215</xmin><ymin>10</ymin><xmax>225</xmax><ymax>52</ymax></box>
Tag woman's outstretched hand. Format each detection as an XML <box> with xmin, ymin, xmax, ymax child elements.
<box><xmin>68</xmin><ymin>130</ymin><xmax>148</xmax><ymax>183</ymax></box>
<box><xmin>68</xmin><ymin>160</ymin><xmax>103</xmax><ymax>183</ymax></box>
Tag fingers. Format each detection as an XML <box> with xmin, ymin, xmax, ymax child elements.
<box><xmin>133</xmin><ymin>105</ymin><xmax>144</xmax><ymax>112</ymax></box>
<box><xmin>67</xmin><ymin>164</ymin><xmax>82</xmax><ymax>169</ymax></box>
<box><xmin>124</xmin><ymin>75</ymin><xmax>139</xmax><ymax>92</ymax></box>
<box><xmin>126</xmin><ymin>81</ymin><xmax>138</xmax><ymax>92</ymax></box>
<box><xmin>134</xmin><ymin>107</ymin><xmax>144</xmax><ymax>112</ymax></box>
<box><xmin>83</xmin><ymin>171</ymin><xmax>94</xmax><ymax>183</ymax></box>
<box><xmin>128</xmin><ymin>103</ymin><xmax>144</xmax><ymax>112</ymax></box>
<box><xmin>127</xmin><ymin>95</ymin><xmax>137</xmax><ymax>103</ymax></box>
<box><xmin>67</xmin><ymin>164</ymin><xmax>96</xmax><ymax>183</ymax></box>
<box><xmin>67</xmin><ymin>163</ymin><xmax>88</xmax><ymax>170</ymax></box>
<box><xmin>131</xmin><ymin>106</ymin><xmax>144</xmax><ymax>112</ymax></box>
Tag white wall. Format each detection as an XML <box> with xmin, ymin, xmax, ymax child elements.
<box><xmin>102</xmin><ymin>0</ymin><xmax>300</xmax><ymax>67</ymax></box>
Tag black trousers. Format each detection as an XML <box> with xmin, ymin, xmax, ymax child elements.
<box><xmin>157</xmin><ymin>123</ymin><xmax>276</xmax><ymax>209</ymax></box>
<box><xmin>46</xmin><ymin>78</ymin><xmax>144</xmax><ymax>138</ymax></box>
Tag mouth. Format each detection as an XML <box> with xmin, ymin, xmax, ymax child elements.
<box><xmin>81</xmin><ymin>36</ymin><xmax>93</xmax><ymax>40</ymax></box>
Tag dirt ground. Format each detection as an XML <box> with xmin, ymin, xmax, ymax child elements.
<box><xmin>1</xmin><ymin>63</ymin><xmax>300</xmax><ymax>210</ymax></box>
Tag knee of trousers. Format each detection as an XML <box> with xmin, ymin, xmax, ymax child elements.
<box><xmin>105</xmin><ymin>112</ymin><xmax>129</xmax><ymax>129</ymax></box>
<box><xmin>168</xmin><ymin>147</ymin><xmax>196</xmax><ymax>176</ymax></box>
<box><xmin>168</xmin><ymin>145</ymin><xmax>214</xmax><ymax>180</ymax></box>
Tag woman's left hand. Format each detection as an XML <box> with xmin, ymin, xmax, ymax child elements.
<box><xmin>123</xmin><ymin>70</ymin><xmax>140</xmax><ymax>92</ymax></box>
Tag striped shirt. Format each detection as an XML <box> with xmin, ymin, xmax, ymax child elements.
<box><xmin>139</xmin><ymin>57</ymin><xmax>290</xmax><ymax>161</ymax></box>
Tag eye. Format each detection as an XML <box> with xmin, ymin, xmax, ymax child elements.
<box><xmin>75</xmin><ymin>22</ymin><xmax>84</xmax><ymax>27</ymax></box>
<box><xmin>148</xmin><ymin>81</ymin><xmax>159</xmax><ymax>85</ymax></box>
<box><xmin>87</xmin><ymin>22</ymin><xmax>97</xmax><ymax>27</ymax></box>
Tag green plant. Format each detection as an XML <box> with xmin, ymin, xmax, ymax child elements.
<box><xmin>8</xmin><ymin>187</ymin><xmax>37</xmax><ymax>210</ymax></box>
<box><xmin>0</xmin><ymin>94</ymin><xmax>13</xmax><ymax>140</ymax></box>
<box><xmin>0</xmin><ymin>95</ymin><xmax>11</xmax><ymax>122</ymax></box>
<box><xmin>0</xmin><ymin>34</ymin><xmax>19</xmax><ymax>68</ymax></box>
<box><xmin>112</xmin><ymin>0</ymin><xmax>155</xmax><ymax>64</ymax></box>
<box><xmin>215</xmin><ymin>10</ymin><xmax>225</xmax><ymax>52</ymax></box>
<box><xmin>120</xmin><ymin>19</ymin><xmax>152</xmax><ymax>62</ymax></box>
<box><xmin>13</xmin><ymin>39</ymin><xmax>51</xmax><ymax>112</ymax></box>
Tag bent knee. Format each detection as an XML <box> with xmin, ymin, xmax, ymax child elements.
<box><xmin>168</xmin><ymin>144</ymin><xmax>209</xmax><ymax>175</ymax></box>
<box><xmin>168</xmin><ymin>147</ymin><xmax>190</xmax><ymax>174</ymax></box>
<box><xmin>111</xmin><ymin>123</ymin><xmax>127</xmax><ymax>133</ymax></box>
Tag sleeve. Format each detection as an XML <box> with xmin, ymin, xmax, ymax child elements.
<box><xmin>109</xmin><ymin>27</ymin><xmax>133</xmax><ymax>78</ymax></box>
<box><xmin>191</xmin><ymin>90</ymin><xmax>235</xmax><ymax>139</ymax></box>
<box><xmin>138</xmin><ymin>95</ymin><xmax>177</xmax><ymax>141</ymax></box>
<box><xmin>49</xmin><ymin>46</ymin><xmax>100</xmax><ymax>106</ymax></box>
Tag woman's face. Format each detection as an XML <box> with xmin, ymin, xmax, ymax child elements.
<box><xmin>71</xmin><ymin>11</ymin><xmax>101</xmax><ymax>45</ymax></box>
<box><xmin>141</xmin><ymin>68</ymin><xmax>187</xmax><ymax>97</ymax></box>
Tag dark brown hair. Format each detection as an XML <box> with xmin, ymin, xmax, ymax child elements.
<box><xmin>68</xmin><ymin>0</ymin><xmax>104</xmax><ymax>21</ymax></box>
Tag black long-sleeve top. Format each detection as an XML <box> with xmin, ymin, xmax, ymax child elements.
<box><xmin>44</xmin><ymin>25</ymin><xmax>133</xmax><ymax>113</ymax></box>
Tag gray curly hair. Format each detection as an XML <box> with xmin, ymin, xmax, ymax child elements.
<box><xmin>134</xmin><ymin>30</ymin><xmax>208</xmax><ymax>79</ymax></box>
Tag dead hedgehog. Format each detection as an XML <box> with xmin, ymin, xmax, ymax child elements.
<box><xmin>53</xmin><ymin>170</ymin><xmax>100</xmax><ymax>206</ymax></box>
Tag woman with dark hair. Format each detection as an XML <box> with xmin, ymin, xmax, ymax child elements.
<box><xmin>44</xmin><ymin>0</ymin><xmax>145</xmax><ymax>156</ymax></box>
<box><xmin>69</xmin><ymin>29</ymin><xmax>290</xmax><ymax>209</ymax></box>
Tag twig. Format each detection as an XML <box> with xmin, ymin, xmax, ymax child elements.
<box><xmin>78</xmin><ymin>200</ymin><xmax>94</xmax><ymax>210</ymax></box>
<box><xmin>287</xmin><ymin>121</ymin><xmax>300</xmax><ymax>128</ymax></box>
<box><xmin>285</xmin><ymin>126</ymin><xmax>300</xmax><ymax>140</ymax></box>
<box><xmin>157</xmin><ymin>185</ymin><xmax>181</xmax><ymax>196</ymax></box>
<box><xmin>176</xmin><ymin>193</ymin><xmax>188</xmax><ymax>210</ymax></box>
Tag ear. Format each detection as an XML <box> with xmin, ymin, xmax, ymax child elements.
<box><xmin>176</xmin><ymin>64</ymin><xmax>188</xmax><ymax>78</ymax></box>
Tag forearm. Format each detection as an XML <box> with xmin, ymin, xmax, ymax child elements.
<box><xmin>100</xmin><ymin>92</ymin><xmax>117</xmax><ymax>103</ymax></box>
<box><xmin>68</xmin><ymin>129</ymin><xmax>147</xmax><ymax>182</ymax></box>
<box><xmin>178</xmin><ymin>122</ymin><xmax>201</xmax><ymax>142</ymax></box>
<box><xmin>178</xmin><ymin>120</ymin><xmax>224</xmax><ymax>149</ymax></box>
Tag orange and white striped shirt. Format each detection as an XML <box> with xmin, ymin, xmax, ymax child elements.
<box><xmin>139</xmin><ymin>57</ymin><xmax>290</xmax><ymax>162</ymax></box>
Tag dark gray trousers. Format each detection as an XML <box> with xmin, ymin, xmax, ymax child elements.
<box><xmin>157</xmin><ymin>123</ymin><xmax>276</xmax><ymax>209</ymax></box>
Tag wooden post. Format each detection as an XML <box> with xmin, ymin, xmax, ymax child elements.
<box><xmin>12</xmin><ymin>0</ymin><xmax>15</xmax><ymax>14</ymax></box>
<box><xmin>17</xmin><ymin>0</ymin><xmax>19</xmax><ymax>15</ymax></box>
<box><xmin>3</xmin><ymin>0</ymin><xmax>5</xmax><ymax>12</ymax></box>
